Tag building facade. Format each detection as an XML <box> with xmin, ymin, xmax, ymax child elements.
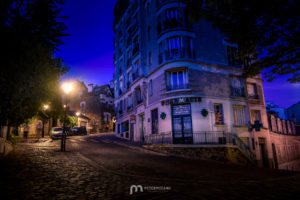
<box><xmin>267</xmin><ymin>112</ymin><xmax>300</xmax><ymax>170</ymax></box>
<box><xmin>80</xmin><ymin>84</ymin><xmax>115</xmax><ymax>133</ymax></box>
<box><xmin>113</xmin><ymin>0</ymin><xmax>299</xmax><ymax>168</ymax></box>
<box><xmin>286</xmin><ymin>101</ymin><xmax>300</xmax><ymax>124</ymax></box>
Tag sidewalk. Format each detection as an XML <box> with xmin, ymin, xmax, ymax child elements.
<box><xmin>17</xmin><ymin>136</ymin><xmax>51</xmax><ymax>143</ymax></box>
<box><xmin>93</xmin><ymin>133</ymin><xmax>168</xmax><ymax>156</ymax></box>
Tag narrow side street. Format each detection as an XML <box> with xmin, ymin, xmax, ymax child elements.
<box><xmin>1</xmin><ymin>133</ymin><xmax>300</xmax><ymax>200</ymax></box>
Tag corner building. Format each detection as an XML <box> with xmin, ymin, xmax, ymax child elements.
<box><xmin>113</xmin><ymin>0</ymin><xmax>284</xmax><ymax>168</ymax></box>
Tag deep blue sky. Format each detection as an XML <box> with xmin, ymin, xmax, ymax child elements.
<box><xmin>56</xmin><ymin>0</ymin><xmax>299</xmax><ymax>108</ymax></box>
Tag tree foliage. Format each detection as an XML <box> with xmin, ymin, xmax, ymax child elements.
<box><xmin>0</xmin><ymin>0</ymin><xmax>68</xmax><ymax>127</ymax></box>
<box><xmin>60</xmin><ymin>115</ymin><xmax>77</xmax><ymax>127</ymax></box>
<box><xmin>185</xmin><ymin>0</ymin><xmax>299</xmax><ymax>82</ymax></box>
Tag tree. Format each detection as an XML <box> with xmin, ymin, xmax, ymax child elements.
<box><xmin>0</xmin><ymin>0</ymin><xmax>68</xmax><ymax>131</ymax></box>
<box><xmin>185</xmin><ymin>0</ymin><xmax>299</xmax><ymax>83</ymax></box>
<box><xmin>60</xmin><ymin>115</ymin><xmax>78</xmax><ymax>127</ymax></box>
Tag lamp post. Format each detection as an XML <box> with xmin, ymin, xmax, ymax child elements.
<box><xmin>76</xmin><ymin>112</ymin><xmax>80</xmax><ymax>126</ymax></box>
<box><xmin>42</xmin><ymin>104</ymin><xmax>49</xmax><ymax>138</ymax></box>
<box><xmin>61</xmin><ymin>82</ymin><xmax>73</xmax><ymax>152</ymax></box>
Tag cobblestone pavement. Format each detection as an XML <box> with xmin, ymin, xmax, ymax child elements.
<box><xmin>1</xmin><ymin>133</ymin><xmax>300</xmax><ymax>200</ymax></box>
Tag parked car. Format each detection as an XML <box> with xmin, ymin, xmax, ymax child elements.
<box><xmin>72</xmin><ymin>126</ymin><xmax>79</xmax><ymax>135</ymax></box>
<box><xmin>72</xmin><ymin>126</ymin><xmax>87</xmax><ymax>135</ymax></box>
<box><xmin>51</xmin><ymin>127</ymin><xmax>63</xmax><ymax>139</ymax></box>
<box><xmin>51</xmin><ymin>127</ymin><xmax>72</xmax><ymax>139</ymax></box>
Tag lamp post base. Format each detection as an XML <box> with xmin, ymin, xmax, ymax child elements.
<box><xmin>61</xmin><ymin>134</ymin><xmax>66</xmax><ymax>152</ymax></box>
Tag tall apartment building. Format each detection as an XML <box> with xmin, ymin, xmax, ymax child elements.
<box><xmin>113</xmin><ymin>0</ymin><xmax>298</xmax><ymax>168</ymax></box>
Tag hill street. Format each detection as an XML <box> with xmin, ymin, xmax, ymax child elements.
<box><xmin>1</xmin><ymin>133</ymin><xmax>300</xmax><ymax>200</ymax></box>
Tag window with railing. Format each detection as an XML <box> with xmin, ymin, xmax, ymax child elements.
<box><xmin>159</xmin><ymin>36</ymin><xmax>194</xmax><ymax>63</ymax></box>
<box><xmin>119</xmin><ymin>77</ymin><xmax>124</xmax><ymax>93</ymax></box>
<box><xmin>167</xmin><ymin>36</ymin><xmax>182</xmax><ymax>58</ymax></box>
<box><xmin>121</xmin><ymin>121</ymin><xmax>129</xmax><ymax>138</ymax></box>
<box><xmin>136</xmin><ymin>87</ymin><xmax>143</xmax><ymax>105</ymax></box>
<box><xmin>230</xmin><ymin>76</ymin><xmax>245</xmax><ymax>97</ymax></box>
<box><xmin>214</xmin><ymin>104</ymin><xmax>224</xmax><ymax>125</ymax></box>
<box><xmin>227</xmin><ymin>46</ymin><xmax>241</xmax><ymax>67</ymax></box>
<box><xmin>247</xmin><ymin>83</ymin><xmax>259</xmax><ymax>99</ymax></box>
<box><xmin>80</xmin><ymin>102</ymin><xmax>86</xmax><ymax>113</ymax></box>
<box><xmin>127</xmin><ymin>72</ymin><xmax>132</xmax><ymax>89</ymax></box>
<box><xmin>251</xmin><ymin>110</ymin><xmax>261</xmax><ymax>124</ymax></box>
<box><xmin>149</xmin><ymin>80</ymin><xmax>153</xmax><ymax>96</ymax></box>
<box><xmin>233</xmin><ymin>105</ymin><xmax>247</xmax><ymax>126</ymax></box>
<box><xmin>127</xmin><ymin>94</ymin><xmax>133</xmax><ymax>111</ymax></box>
<box><xmin>132</xmin><ymin>60</ymin><xmax>140</xmax><ymax>81</ymax></box>
<box><xmin>119</xmin><ymin>100</ymin><xmax>124</xmax><ymax>115</ymax></box>
<box><xmin>151</xmin><ymin>108</ymin><xmax>159</xmax><ymax>134</ymax></box>
<box><xmin>166</xmin><ymin>69</ymin><xmax>188</xmax><ymax>91</ymax></box>
<box><xmin>165</xmin><ymin>8</ymin><xmax>179</xmax><ymax>29</ymax></box>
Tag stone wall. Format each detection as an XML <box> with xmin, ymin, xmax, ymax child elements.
<box><xmin>0</xmin><ymin>126</ymin><xmax>14</xmax><ymax>156</ymax></box>
<box><xmin>270</xmin><ymin>133</ymin><xmax>300</xmax><ymax>171</ymax></box>
<box><xmin>146</xmin><ymin>145</ymin><xmax>253</xmax><ymax>166</ymax></box>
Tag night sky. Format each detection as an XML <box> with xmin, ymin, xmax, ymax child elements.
<box><xmin>56</xmin><ymin>0</ymin><xmax>299</xmax><ymax>108</ymax></box>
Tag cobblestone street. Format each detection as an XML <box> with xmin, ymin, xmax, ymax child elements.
<box><xmin>1</xmin><ymin>134</ymin><xmax>300</xmax><ymax>200</ymax></box>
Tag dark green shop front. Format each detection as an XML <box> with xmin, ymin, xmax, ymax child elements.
<box><xmin>172</xmin><ymin>104</ymin><xmax>193</xmax><ymax>144</ymax></box>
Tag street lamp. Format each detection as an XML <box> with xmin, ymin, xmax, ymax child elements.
<box><xmin>61</xmin><ymin>82</ymin><xmax>73</xmax><ymax>152</ymax></box>
<box><xmin>42</xmin><ymin>104</ymin><xmax>49</xmax><ymax>138</ymax></box>
<box><xmin>43</xmin><ymin>104</ymin><xmax>49</xmax><ymax>110</ymax></box>
<box><xmin>76</xmin><ymin>112</ymin><xmax>80</xmax><ymax>126</ymax></box>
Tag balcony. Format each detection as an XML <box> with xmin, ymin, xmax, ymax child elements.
<box><xmin>157</xmin><ymin>18</ymin><xmax>192</xmax><ymax>35</ymax></box>
<box><xmin>248</xmin><ymin>94</ymin><xmax>259</xmax><ymax>100</ymax></box>
<box><xmin>156</xmin><ymin>0</ymin><xmax>183</xmax><ymax>10</ymax></box>
<box><xmin>166</xmin><ymin>83</ymin><xmax>189</xmax><ymax>91</ymax></box>
<box><xmin>159</xmin><ymin>48</ymin><xmax>195</xmax><ymax>64</ymax></box>
<box><xmin>231</xmin><ymin>86</ymin><xmax>245</xmax><ymax>98</ymax></box>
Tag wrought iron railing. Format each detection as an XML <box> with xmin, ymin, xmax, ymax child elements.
<box><xmin>248</xmin><ymin>94</ymin><xmax>259</xmax><ymax>99</ymax></box>
<box><xmin>144</xmin><ymin>131</ymin><xmax>256</xmax><ymax>160</ymax></box>
<box><xmin>156</xmin><ymin>0</ymin><xmax>184</xmax><ymax>10</ymax></box>
<box><xmin>231</xmin><ymin>134</ymin><xmax>256</xmax><ymax>160</ymax></box>
<box><xmin>193</xmin><ymin>131</ymin><xmax>234</xmax><ymax>145</ymax></box>
<box><xmin>166</xmin><ymin>83</ymin><xmax>189</xmax><ymax>91</ymax></box>
<box><xmin>231</xmin><ymin>86</ymin><xmax>245</xmax><ymax>97</ymax></box>
<box><xmin>144</xmin><ymin>132</ymin><xmax>172</xmax><ymax>145</ymax></box>
<box><xmin>159</xmin><ymin>48</ymin><xmax>195</xmax><ymax>64</ymax></box>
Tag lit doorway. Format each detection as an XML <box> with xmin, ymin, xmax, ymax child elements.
<box><xmin>172</xmin><ymin>104</ymin><xmax>193</xmax><ymax>144</ymax></box>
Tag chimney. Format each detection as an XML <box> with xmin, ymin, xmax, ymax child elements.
<box><xmin>88</xmin><ymin>83</ymin><xmax>94</xmax><ymax>92</ymax></box>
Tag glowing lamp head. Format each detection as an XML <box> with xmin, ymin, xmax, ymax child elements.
<box><xmin>43</xmin><ymin>104</ymin><xmax>49</xmax><ymax>110</ymax></box>
<box><xmin>62</xmin><ymin>82</ymin><xmax>73</xmax><ymax>94</ymax></box>
<box><xmin>76</xmin><ymin>112</ymin><xmax>80</xmax><ymax>117</ymax></box>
